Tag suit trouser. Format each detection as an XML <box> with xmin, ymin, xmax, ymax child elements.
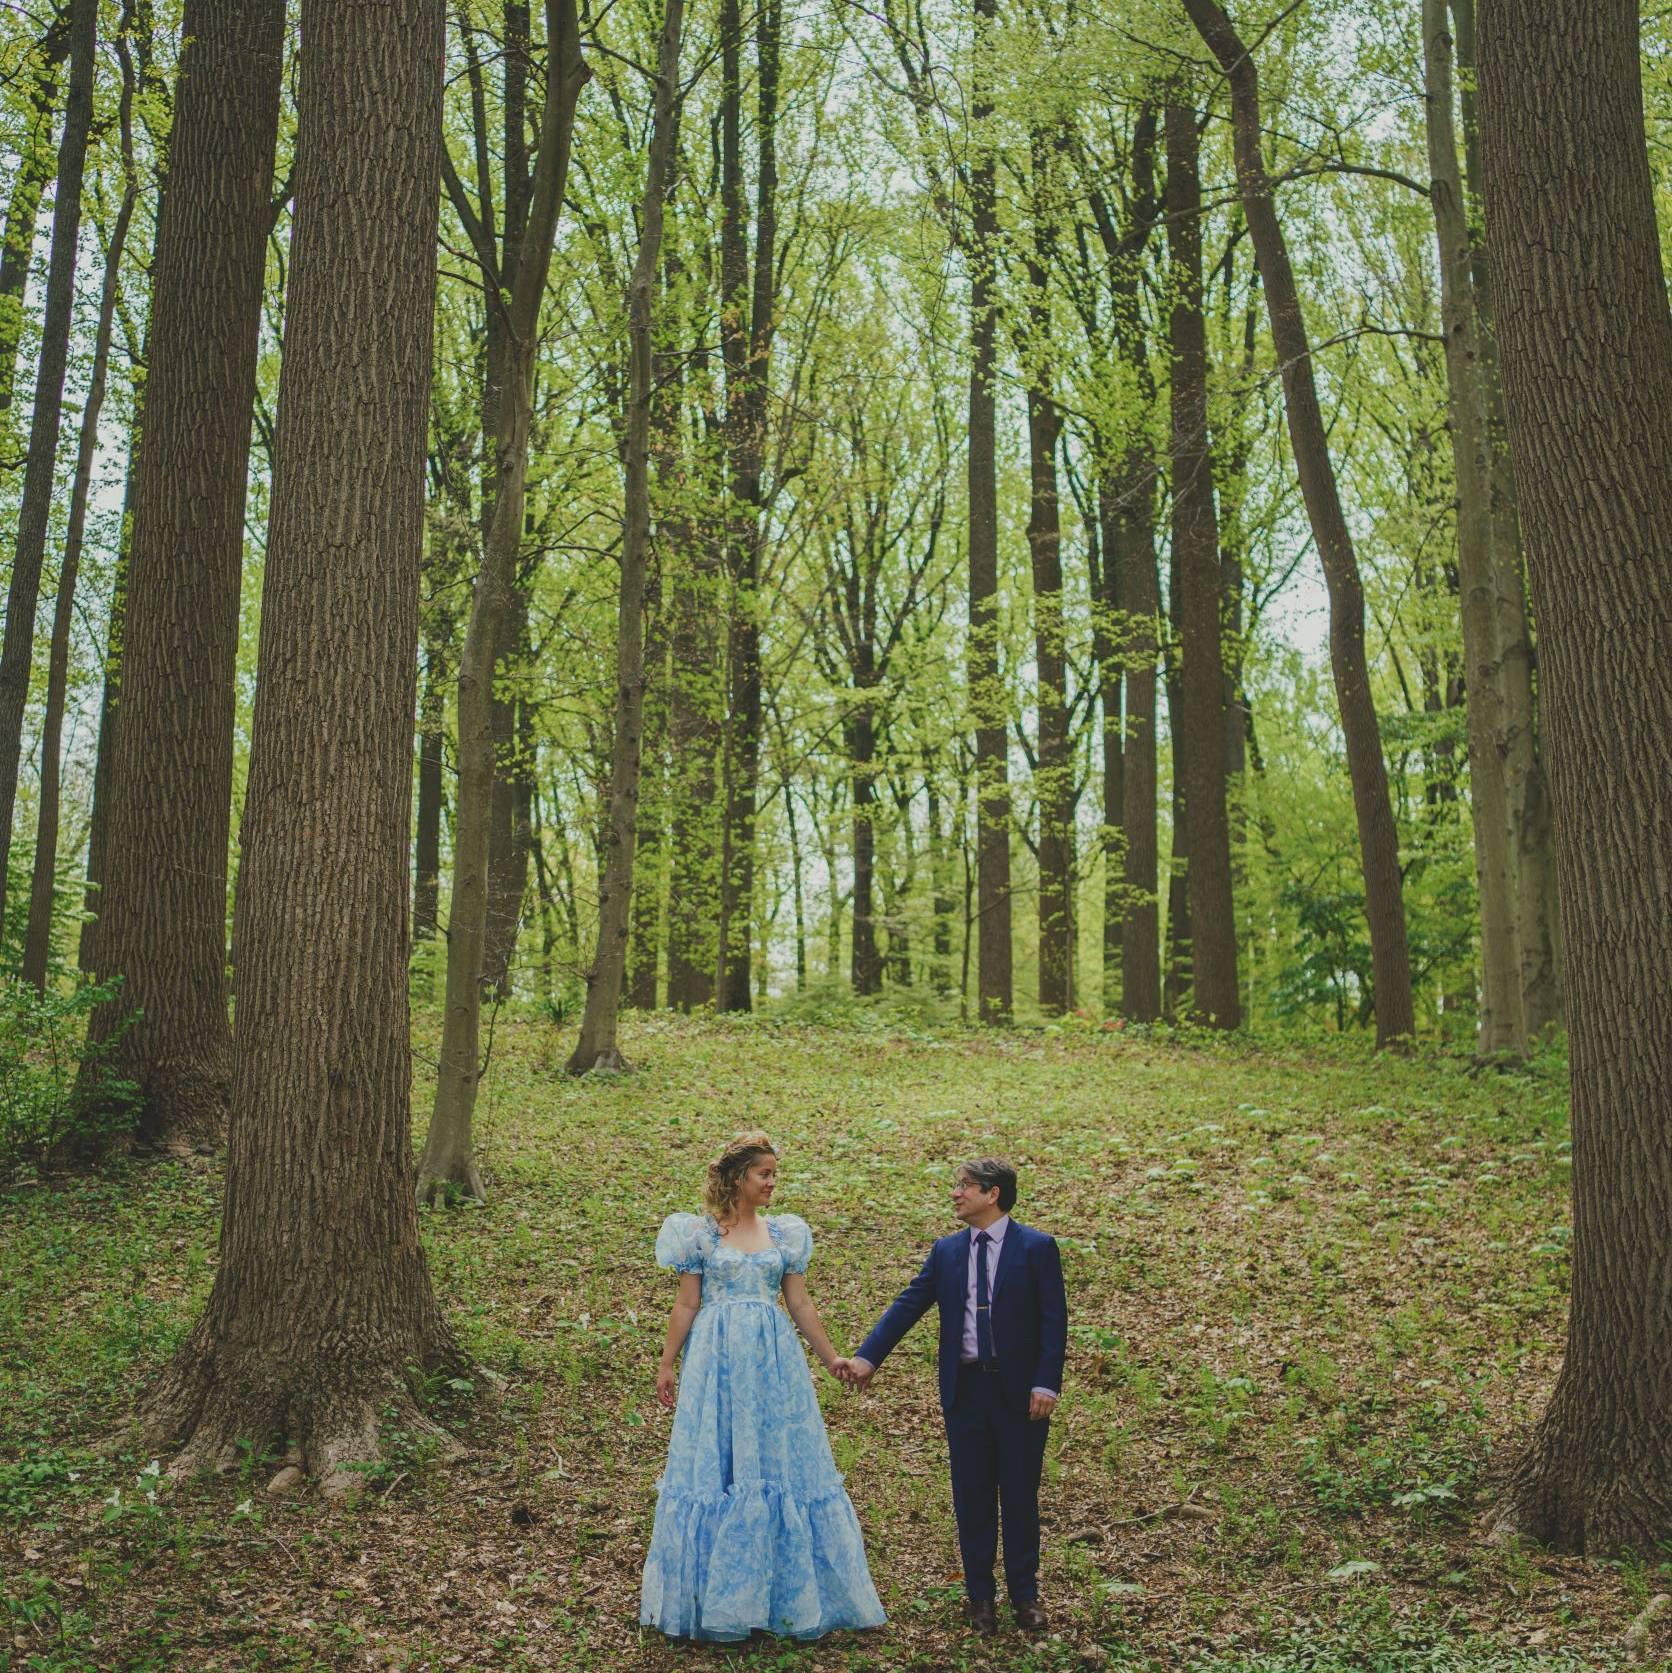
<box><xmin>945</xmin><ymin>1364</ymin><xmax>1049</xmax><ymax>1603</ymax></box>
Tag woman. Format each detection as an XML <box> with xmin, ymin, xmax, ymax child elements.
<box><xmin>640</xmin><ymin>1131</ymin><xmax>886</xmax><ymax>1643</ymax></box>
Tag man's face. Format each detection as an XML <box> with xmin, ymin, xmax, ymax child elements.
<box><xmin>951</xmin><ymin>1169</ymin><xmax>1001</xmax><ymax>1223</ymax></box>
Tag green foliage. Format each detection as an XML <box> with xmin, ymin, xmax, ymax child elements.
<box><xmin>0</xmin><ymin>979</ymin><xmax>137</xmax><ymax>1175</ymax></box>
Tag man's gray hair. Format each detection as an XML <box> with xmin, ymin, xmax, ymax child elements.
<box><xmin>958</xmin><ymin>1156</ymin><xmax>1018</xmax><ymax>1212</ymax></box>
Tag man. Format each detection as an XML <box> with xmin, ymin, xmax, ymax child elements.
<box><xmin>837</xmin><ymin>1157</ymin><xmax>1068</xmax><ymax>1636</ymax></box>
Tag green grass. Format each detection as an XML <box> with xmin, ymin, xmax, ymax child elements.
<box><xmin>0</xmin><ymin>1006</ymin><xmax>1655</xmax><ymax>1669</ymax></box>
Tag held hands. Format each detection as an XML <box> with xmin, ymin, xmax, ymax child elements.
<box><xmin>829</xmin><ymin>1356</ymin><xmax>875</xmax><ymax>1389</ymax></box>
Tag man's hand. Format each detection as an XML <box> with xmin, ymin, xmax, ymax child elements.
<box><xmin>1028</xmin><ymin>1390</ymin><xmax>1058</xmax><ymax>1422</ymax></box>
<box><xmin>834</xmin><ymin>1356</ymin><xmax>875</xmax><ymax>1389</ymax></box>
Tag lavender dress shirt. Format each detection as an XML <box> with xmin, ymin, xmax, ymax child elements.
<box><xmin>962</xmin><ymin>1215</ymin><xmax>1058</xmax><ymax>1400</ymax></box>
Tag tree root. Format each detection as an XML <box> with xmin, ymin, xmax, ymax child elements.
<box><xmin>416</xmin><ymin>1152</ymin><xmax>487</xmax><ymax>1208</ymax></box>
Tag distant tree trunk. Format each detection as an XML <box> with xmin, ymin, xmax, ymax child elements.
<box><xmin>422</xmin><ymin>0</ymin><xmax>586</xmax><ymax>1200</ymax></box>
<box><xmin>413</xmin><ymin>629</ymin><xmax>447</xmax><ymax>943</ymax></box>
<box><xmin>22</xmin><ymin>62</ymin><xmax>138</xmax><ymax>989</ymax></box>
<box><xmin>1183</xmin><ymin>0</ymin><xmax>1416</xmax><ymax>1047</ymax></box>
<box><xmin>80</xmin><ymin>467</ymin><xmax>131</xmax><ymax>977</ymax></box>
<box><xmin>926</xmin><ymin>765</ymin><xmax>955</xmax><ymax>994</ymax></box>
<box><xmin>1162</xmin><ymin>640</ymin><xmax>1191</xmax><ymax>1020</ymax></box>
<box><xmin>1450</xmin><ymin>0</ymin><xmax>1559</xmax><ymax>1037</ymax></box>
<box><xmin>567</xmin><ymin>0</ymin><xmax>681</xmax><ymax>1073</ymax></box>
<box><xmin>782</xmin><ymin>776</ymin><xmax>807</xmax><ymax>991</ymax></box>
<box><xmin>137</xmin><ymin>0</ymin><xmax>463</xmax><ymax>1492</ymax></box>
<box><xmin>665</xmin><ymin>537</ymin><xmax>722</xmax><ymax>1008</ymax></box>
<box><xmin>626</xmin><ymin>684</ymin><xmax>665</xmax><ymax>1009</ymax></box>
<box><xmin>80</xmin><ymin>0</ymin><xmax>285</xmax><ymax>1150</ymax></box>
<box><xmin>0</xmin><ymin>8</ymin><xmax>71</xmax><ymax>427</ymax></box>
<box><xmin>714</xmin><ymin>0</ymin><xmax>779</xmax><ymax>1013</ymax></box>
<box><xmin>1478</xmin><ymin>0</ymin><xmax>1672</xmax><ymax>1556</ymax></box>
<box><xmin>1166</xmin><ymin>101</ymin><xmax>1239</xmax><ymax>1029</ymax></box>
<box><xmin>0</xmin><ymin>0</ymin><xmax>94</xmax><ymax>924</ymax></box>
<box><xmin>848</xmin><ymin>700</ymin><xmax>882</xmax><ymax>995</ymax></box>
<box><xmin>1119</xmin><ymin>456</ymin><xmax>1161</xmax><ymax>1023</ymax></box>
<box><xmin>484</xmin><ymin>581</ymin><xmax>531</xmax><ymax>997</ymax></box>
<box><xmin>968</xmin><ymin>0</ymin><xmax>1011</xmax><ymax>1023</ymax></box>
<box><xmin>1092</xmin><ymin>470</ymin><xmax>1123</xmax><ymax>1012</ymax></box>
<box><xmin>1422</xmin><ymin>0</ymin><xmax>1524</xmax><ymax>1056</ymax></box>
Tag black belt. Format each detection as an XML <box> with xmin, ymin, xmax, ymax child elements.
<box><xmin>959</xmin><ymin>1359</ymin><xmax>1001</xmax><ymax>1375</ymax></box>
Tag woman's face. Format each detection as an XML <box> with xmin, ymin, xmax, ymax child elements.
<box><xmin>739</xmin><ymin>1154</ymin><xmax>778</xmax><ymax>1210</ymax></box>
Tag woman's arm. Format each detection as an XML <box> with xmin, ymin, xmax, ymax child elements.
<box><xmin>656</xmin><ymin>1272</ymin><xmax>703</xmax><ymax>1408</ymax></box>
<box><xmin>781</xmin><ymin>1272</ymin><xmax>842</xmax><ymax>1374</ymax></box>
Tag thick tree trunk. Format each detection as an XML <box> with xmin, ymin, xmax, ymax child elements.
<box><xmin>1477</xmin><ymin>0</ymin><xmax>1672</xmax><ymax>1556</ymax></box>
<box><xmin>1422</xmin><ymin>0</ymin><xmax>1524</xmax><ymax>1056</ymax></box>
<box><xmin>1166</xmin><ymin>102</ymin><xmax>1239</xmax><ymax>1029</ymax></box>
<box><xmin>422</xmin><ymin>0</ymin><xmax>585</xmax><ymax>1200</ymax></box>
<box><xmin>137</xmin><ymin>0</ymin><xmax>463</xmax><ymax>1493</ymax></box>
<box><xmin>22</xmin><ymin>94</ymin><xmax>137</xmax><ymax>990</ymax></box>
<box><xmin>567</xmin><ymin>0</ymin><xmax>682</xmax><ymax>1072</ymax></box>
<box><xmin>80</xmin><ymin>0</ymin><xmax>285</xmax><ymax>1150</ymax></box>
<box><xmin>1451</xmin><ymin>0</ymin><xmax>1560</xmax><ymax>1038</ymax></box>
<box><xmin>1182</xmin><ymin>0</ymin><xmax>1416</xmax><ymax>1047</ymax></box>
<box><xmin>968</xmin><ymin>0</ymin><xmax>1011</xmax><ymax>1022</ymax></box>
<box><xmin>0</xmin><ymin>0</ymin><xmax>94</xmax><ymax>923</ymax></box>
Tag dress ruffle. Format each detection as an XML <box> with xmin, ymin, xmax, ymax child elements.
<box><xmin>640</xmin><ymin>1478</ymin><xmax>885</xmax><ymax>1641</ymax></box>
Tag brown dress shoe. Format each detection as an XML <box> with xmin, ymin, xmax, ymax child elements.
<box><xmin>1013</xmin><ymin>1599</ymin><xmax>1049</xmax><ymax>1632</ymax></box>
<box><xmin>964</xmin><ymin>1599</ymin><xmax>999</xmax><ymax>1635</ymax></box>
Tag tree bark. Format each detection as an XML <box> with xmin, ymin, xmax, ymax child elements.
<box><xmin>421</xmin><ymin>0</ymin><xmax>586</xmax><ymax>1201</ymax></box>
<box><xmin>626</xmin><ymin>611</ymin><xmax>667</xmax><ymax>1010</ymax></box>
<box><xmin>714</xmin><ymin>0</ymin><xmax>779</xmax><ymax>1013</ymax></box>
<box><xmin>849</xmin><ymin>700</ymin><xmax>882</xmax><ymax>995</ymax></box>
<box><xmin>79</xmin><ymin>0</ymin><xmax>284</xmax><ymax>1149</ymax></box>
<box><xmin>567</xmin><ymin>0</ymin><xmax>682</xmax><ymax>1073</ymax></box>
<box><xmin>968</xmin><ymin>0</ymin><xmax>1011</xmax><ymax>1022</ymax></box>
<box><xmin>413</xmin><ymin>627</ymin><xmax>448</xmax><ymax>943</ymax></box>
<box><xmin>1166</xmin><ymin>101</ymin><xmax>1239</xmax><ymax>1029</ymax></box>
<box><xmin>1422</xmin><ymin>0</ymin><xmax>1524</xmax><ymax>1056</ymax></box>
<box><xmin>0</xmin><ymin>7</ymin><xmax>71</xmax><ymax>425</ymax></box>
<box><xmin>1477</xmin><ymin>0</ymin><xmax>1672</xmax><ymax>1556</ymax></box>
<box><xmin>137</xmin><ymin>0</ymin><xmax>463</xmax><ymax>1493</ymax></box>
<box><xmin>1450</xmin><ymin>0</ymin><xmax>1560</xmax><ymax>1038</ymax></box>
<box><xmin>1118</xmin><ymin>454</ymin><xmax>1161</xmax><ymax>1023</ymax></box>
<box><xmin>0</xmin><ymin>0</ymin><xmax>95</xmax><ymax>924</ymax></box>
<box><xmin>484</xmin><ymin>580</ymin><xmax>531</xmax><ymax>997</ymax></box>
<box><xmin>1182</xmin><ymin>0</ymin><xmax>1416</xmax><ymax>1047</ymax></box>
<box><xmin>22</xmin><ymin>47</ymin><xmax>139</xmax><ymax>989</ymax></box>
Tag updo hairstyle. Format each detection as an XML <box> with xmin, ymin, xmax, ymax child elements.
<box><xmin>704</xmin><ymin>1129</ymin><xmax>777</xmax><ymax>1224</ymax></box>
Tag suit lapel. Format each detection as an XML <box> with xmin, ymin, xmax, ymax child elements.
<box><xmin>990</xmin><ymin>1220</ymin><xmax>1024</xmax><ymax>1301</ymax></box>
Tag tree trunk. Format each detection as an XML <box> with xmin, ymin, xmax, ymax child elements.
<box><xmin>137</xmin><ymin>0</ymin><xmax>463</xmax><ymax>1493</ymax></box>
<box><xmin>1118</xmin><ymin>452</ymin><xmax>1161</xmax><ymax>1023</ymax></box>
<box><xmin>484</xmin><ymin>581</ymin><xmax>531</xmax><ymax>998</ymax></box>
<box><xmin>0</xmin><ymin>0</ymin><xmax>95</xmax><ymax>924</ymax></box>
<box><xmin>1182</xmin><ymin>0</ymin><xmax>1416</xmax><ymax>1047</ymax></box>
<box><xmin>968</xmin><ymin>0</ymin><xmax>1011</xmax><ymax>1022</ymax></box>
<box><xmin>783</xmin><ymin>776</ymin><xmax>806</xmax><ymax>991</ymax></box>
<box><xmin>413</xmin><ymin>628</ymin><xmax>447</xmax><ymax>943</ymax></box>
<box><xmin>0</xmin><ymin>7</ymin><xmax>71</xmax><ymax>426</ymax></box>
<box><xmin>714</xmin><ymin>0</ymin><xmax>779</xmax><ymax>1013</ymax></box>
<box><xmin>1162</xmin><ymin>631</ymin><xmax>1191</xmax><ymax>1021</ymax></box>
<box><xmin>1166</xmin><ymin>101</ymin><xmax>1240</xmax><ymax>1029</ymax></box>
<box><xmin>567</xmin><ymin>0</ymin><xmax>682</xmax><ymax>1072</ymax></box>
<box><xmin>421</xmin><ymin>0</ymin><xmax>586</xmax><ymax>1200</ymax></box>
<box><xmin>1093</xmin><ymin>470</ymin><xmax>1124</xmax><ymax>1013</ymax></box>
<box><xmin>1451</xmin><ymin>0</ymin><xmax>1560</xmax><ymax>1038</ymax></box>
<box><xmin>22</xmin><ymin>70</ymin><xmax>138</xmax><ymax>989</ymax></box>
<box><xmin>1422</xmin><ymin>0</ymin><xmax>1524</xmax><ymax>1056</ymax></box>
<box><xmin>1477</xmin><ymin>0</ymin><xmax>1672</xmax><ymax>1556</ymax></box>
<box><xmin>848</xmin><ymin>701</ymin><xmax>882</xmax><ymax>995</ymax></box>
<box><xmin>80</xmin><ymin>0</ymin><xmax>285</xmax><ymax>1150</ymax></box>
<box><xmin>927</xmin><ymin>766</ymin><xmax>955</xmax><ymax>994</ymax></box>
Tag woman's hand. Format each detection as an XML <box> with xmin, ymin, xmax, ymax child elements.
<box><xmin>656</xmin><ymin>1363</ymin><xmax>678</xmax><ymax>1410</ymax></box>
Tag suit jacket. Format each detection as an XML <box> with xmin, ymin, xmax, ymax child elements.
<box><xmin>856</xmin><ymin>1220</ymin><xmax>1068</xmax><ymax>1416</ymax></box>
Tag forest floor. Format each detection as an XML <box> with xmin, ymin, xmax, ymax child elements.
<box><xmin>1</xmin><ymin>1002</ymin><xmax>1665</xmax><ymax>1672</ymax></box>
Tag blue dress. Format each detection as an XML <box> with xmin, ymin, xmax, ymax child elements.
<box><xmin>639</xmin><ymin>1211</ymin><xmax>887</xmax><ymax>1642</ymax></box>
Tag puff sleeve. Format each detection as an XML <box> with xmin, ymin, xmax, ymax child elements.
<box><xmin>655</xmin><ymin>1211</ymin><xmax>709</xmax><ymax>1274</ymax></box>
<box><xmin>771</xmin><ymin>1213</ymin><xmax>813</xmax><ymax>1275</ymax></box>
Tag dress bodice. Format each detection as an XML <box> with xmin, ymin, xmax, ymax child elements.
<box><xmin>654</xmin><ymin>1211</ymin><xmax>813</xmax><ymax>1309</ymax></box>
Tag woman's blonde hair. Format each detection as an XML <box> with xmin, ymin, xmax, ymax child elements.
<box><xmin>704</xmin><ymin>1129</ymin><xmax>777</xmax><ymax>1223</ymax></box>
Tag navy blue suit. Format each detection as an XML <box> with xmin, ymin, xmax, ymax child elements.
<box><xmin>856</xmin><ymin>1221</ymin><xmax>1068</xmax><ymax>1604</ymax></box>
